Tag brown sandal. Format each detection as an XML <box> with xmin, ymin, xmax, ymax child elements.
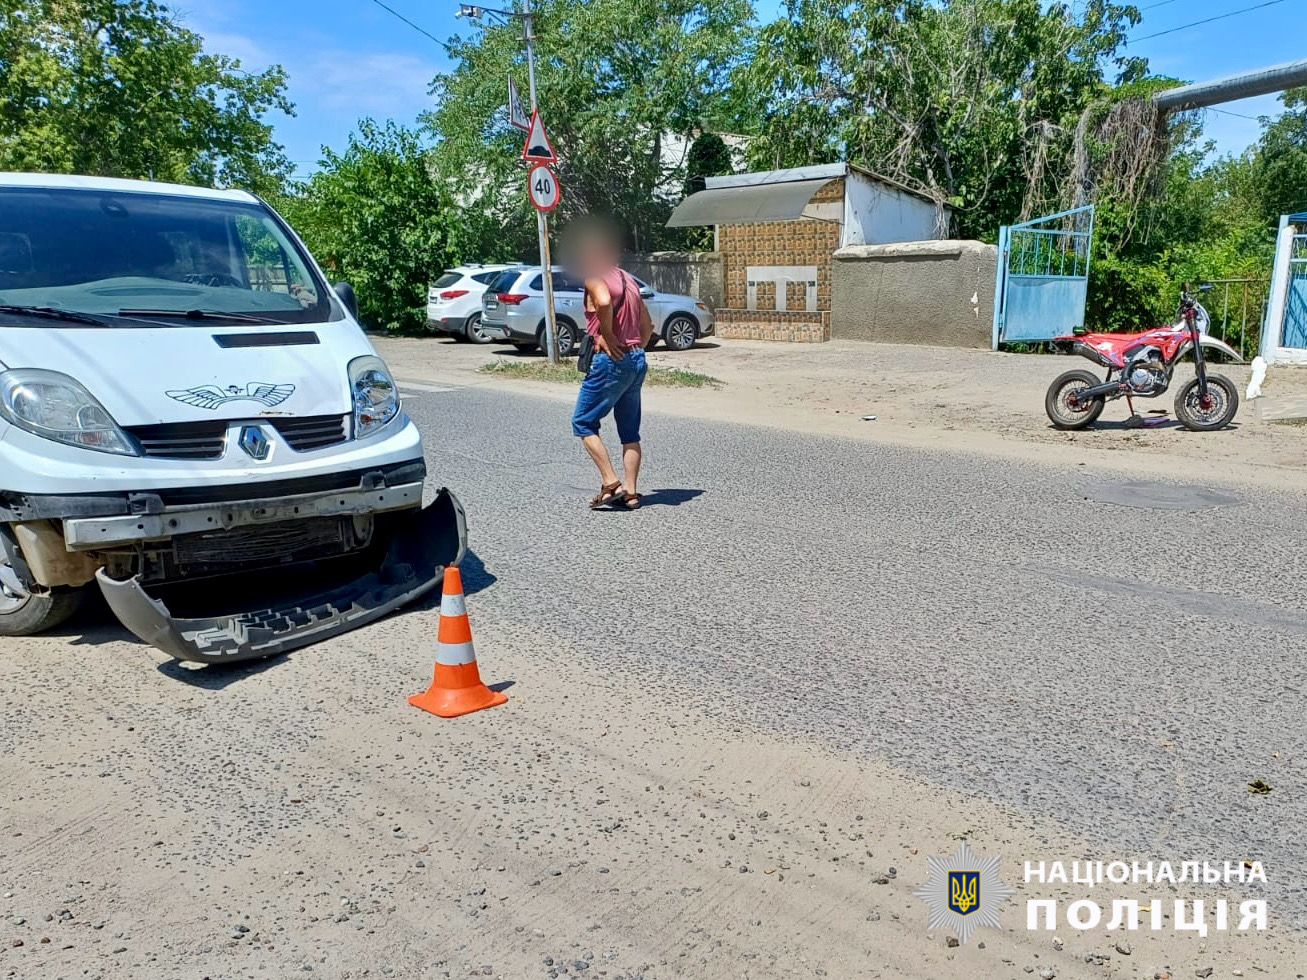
<box><xmin>589</xmin><ymin>482</ymin><xmax>627</xmax><ymax>509</ymax></box>
<box><xmin>622</xmin><ymin>494</ymin><xmax>641</xmax><ymax>510</ymax></box>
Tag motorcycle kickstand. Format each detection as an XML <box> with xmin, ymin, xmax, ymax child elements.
<box><xmin>1124</xmin><ymin>392</ymin><xmax>1146</xmax><ymax>429</ymax></box>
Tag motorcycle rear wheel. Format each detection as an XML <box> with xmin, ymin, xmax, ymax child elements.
<box><xmin>1174</xmin><ymin>374</ymin><xmax>1239</xmax><ymax>431</ymax></box>
<box><xmin>1045</xmin><ymin>369</ymin><xmax>1105</xmax><ymax>430</ymax></box>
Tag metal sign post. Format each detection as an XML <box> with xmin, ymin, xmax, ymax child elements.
<box><xmin>520</xmin><ymin>0</ymin><xmax>560</xmax><ymax>364</ymax></box>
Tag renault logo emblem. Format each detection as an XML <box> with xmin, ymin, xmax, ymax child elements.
<box><xmin>238</xmin><ymin>425</ymin><xmax>270</xmax><ymax>461</ymax></box>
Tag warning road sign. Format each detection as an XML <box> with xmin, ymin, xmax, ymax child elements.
<box><xmin>507</xmin><ymin>78</ymin><xmax>530</xmax><ymax>132</ymax></box>
<box><xmin>520</xmin><ymin>110</ymin><xmax>558</xmax><ymax>164</ymax></box>
<box><xmin>527</xmin><ymin>164</ymin><xmax>561</xmax><ymax>212</ymax></box>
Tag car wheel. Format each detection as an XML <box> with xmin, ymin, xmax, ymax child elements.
<box><xmin>664</xmin><ymin>315</ymin><xmax>698</xmax><ymax>352</ymax></box>
<box><xmin>465</xmin><ymin>314</ymin><xmax>494</xmax><ymax>345</ymax></box>
<box><xmin>0</xmin><ymin>555</ymin><xmax>86</xmax><ymax>637</ymax></box>
<box><xmin>538</xmin><ymin>319</ymin><xmax>577</xmax><ymax>357</ymax></box>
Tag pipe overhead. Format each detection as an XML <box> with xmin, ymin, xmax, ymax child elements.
<box><xmin>1154</xmin><ymin>59</ymin><xmax>1307</xmax><ymax>112</ymax></box>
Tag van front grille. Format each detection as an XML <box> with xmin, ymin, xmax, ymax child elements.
<box><xmin>124</xmin><ymin>415</ymin><xmax>349</xmax><ymax>459</ymax></box>
<box><xmin>272</xmin><ymin>415</ymin><xmax>349</xmax><ymax>452</ymax></box>
<box><xmin>126</xmin><ymin>421</ymin><xmax>228</xmax><ymax>459</ymax></box>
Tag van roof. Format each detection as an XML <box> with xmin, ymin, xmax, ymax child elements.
<box><xmin>0</xmin><ymin>172</ymin><xmax>261</xmax><ymax>204</ymax></box>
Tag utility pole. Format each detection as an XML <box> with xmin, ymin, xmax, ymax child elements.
<box><xmin>520</xmin><ymin>0</ymin><xmax>560</xmax><ymax>364</ymax></box>
<box><xmin>456</xmin><ymin>2</ymin><xmax>560</xmax><ymax>364</ymax></box>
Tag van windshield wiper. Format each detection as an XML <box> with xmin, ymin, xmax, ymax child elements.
<box><xmin>0</xmin><ymin>304</ymin><xmax>115</xmax><ymax>327</ymax></box>
<box><xmin>118</xmin><ymin>308</ymin><xmax>282</xmax><ymax>324</ymax></box>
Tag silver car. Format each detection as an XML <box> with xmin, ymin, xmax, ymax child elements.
<box><xmin>480</xmin><ymin>266</ymin><xmax>715</xmax><ymax>354</ymax></box>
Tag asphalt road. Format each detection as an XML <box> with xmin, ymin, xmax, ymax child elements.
<box><xmin>407</xmin><ymin>381</ymin><xmax>1307</xmax><ymax>918</ymax></box>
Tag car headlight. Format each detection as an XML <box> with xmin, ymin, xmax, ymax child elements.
<box><xmin>0</xmin><ymin>369</ymin><xmax>135</xmax><ymax>455</ymax></box>
<box><xmin>349</xmin><ymin>355</ymin><xmax>401</xmax><ymax>438</ymax></box>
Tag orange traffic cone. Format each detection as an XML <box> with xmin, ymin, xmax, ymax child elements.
<box><xmin>409</xmin><ymin>566</ymin><xmax>508</xmax><ymax>719</ymax></box>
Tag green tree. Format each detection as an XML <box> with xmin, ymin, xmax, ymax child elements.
<box><xmin>736</xmin><ymin>0</ymin><xmax>1144</xmax><ymax>238</ymax></box>
<box><xmin>425</xmin><ymin>0</ymin><xmax>753</xmax><ymax>255</ymax></box>
<box><xmin>281</xmin><ymin>121</ymin><xmax>462</xmax><ymax>334</ymax></box>
<box><xmin>0</xmin><ymin>0</ymin><xmax>292</xmax><ymax>194</ymax></box>
<box><xmin>684</xmin><ymin>132</ymin><xmax>734</xmax><ymax>195</ymax></box>
<box><xmin>1248</xmin><ymin>87</ymin><xmax>1307</xmax><ymax>222</ymax></box>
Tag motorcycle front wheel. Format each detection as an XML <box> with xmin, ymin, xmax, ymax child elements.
<box><xmin>1175</xmin><ymin>374</ymin><xmax>1239</xmax><ymax>431</ymax></box>
<box><xmin>1045</xmin><ymin>369</ymin><xmax>1105</xmax><ymax>430</ymax></box>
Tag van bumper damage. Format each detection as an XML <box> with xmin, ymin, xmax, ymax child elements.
<box><xmin>97</xmin><ymin>488</ymin><xmax>467</xmax><ymax>664</ymax></box>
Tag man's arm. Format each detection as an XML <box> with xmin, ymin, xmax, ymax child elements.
<box><xmin>585</xmin><ymin>276</ymin><xmax>624</xmax><ymax>359</ymax></box>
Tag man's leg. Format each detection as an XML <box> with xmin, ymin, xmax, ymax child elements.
<box><xmin>621</xmin><ymin>442</ymin><xmax>642</xmax><ymax>497</ymax></box>
<box><xmin>573</xmin><ymin>356</ymin><xmax>625</xmax><ymax>493</ymax></box>
<box><xmin>613</xmin><ymin>361</ymin><xmax>645</xmax><ymax>496</ymax></box>
<box><xmin>581</xmin><ymin>434</ymin><xmax>620</xmax><ymax>486</ymax></box>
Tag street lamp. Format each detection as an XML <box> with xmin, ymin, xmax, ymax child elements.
<box><xmin>454</xmin><ymin>0</ymin><xmax>560</xmax><ymax>363</ymax></box>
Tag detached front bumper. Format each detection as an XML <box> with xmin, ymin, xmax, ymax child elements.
<box><xmin>97</xmin><ymin>488</ymin><xmax>467</xmax><ymax>664</ymax></box>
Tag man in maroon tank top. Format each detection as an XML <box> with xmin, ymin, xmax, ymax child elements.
<box><xmin>563</xmin><ymin>216</ymin><xmax>655</xmax><ymax>510</ymax></box>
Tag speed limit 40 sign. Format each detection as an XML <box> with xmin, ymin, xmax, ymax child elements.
<box><xmin>527</xmin><ymin>163</ymin><xmax>561</xmax><ymax>213</ymax></box>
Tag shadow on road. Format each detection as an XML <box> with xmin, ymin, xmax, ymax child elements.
<box><xmin>411</xmin><ymin>549</ymin><xmax>497</xmax><ymax>614</ymax></box>
<box><xmin>1050</xmin><ymin>418</ymin><xmax>1242</xmax><ymax>433</ymax></box>
<box><xmin>458</xmin><ymin>550</ymin><xmax>497</xmax><ymax>595</ymax></box>
<box><xmin>638</xmin><ymin>488</ymin><xmax>705</xmax><ymax>508</ymax></box>
<box><xmin>156</xmin><ymin>653</ymin><xmax>287</xmax><ymax>690</ymax></box>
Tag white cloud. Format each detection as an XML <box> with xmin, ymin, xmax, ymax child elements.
<box><xmin>298</xmin><ymin>52</ymin><xmax>440</xmax><ymax>116</ymax></box>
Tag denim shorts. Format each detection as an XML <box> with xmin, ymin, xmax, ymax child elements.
<box><xmin>572</xmin><ymin>349</ymin><xmax>648</xmax><ymax>443</ymax></box>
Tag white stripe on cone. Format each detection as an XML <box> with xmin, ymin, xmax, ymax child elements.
<box><xmin>436</xmin><ymin>639</ymin><xmax>476</xmax><ymax>667</ymax></box>
<box><xmin>441</xmin><ymin>591</ymin><xmax>467</xmax><ymax>617</ymax></box>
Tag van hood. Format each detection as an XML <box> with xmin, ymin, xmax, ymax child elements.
<box><xmin>0</xmin><ymin>322</ymin><xmax>375</xmax><ymax>426</ymax></box>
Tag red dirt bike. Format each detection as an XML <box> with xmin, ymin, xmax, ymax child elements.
<box><xmin>1045</xmin><ymin>286</ymin><xmax>1242</xmax><ymax>432</ymax></box>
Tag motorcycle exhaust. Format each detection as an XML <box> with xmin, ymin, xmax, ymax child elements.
<box><xmin>1072</xmin><ymin>380</ymin><xmax>1126</xmax><ymax>401</ymax></box>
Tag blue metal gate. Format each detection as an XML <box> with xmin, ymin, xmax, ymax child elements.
<box><xmin>992</xmin><ymin>205</ymin><xmax>1094</xmax><ymax>348</ymax></box>
<box><xmin>1260</xmin><ymin>213</ymin><xmax>1307</xmax><ymax>363</ymax></box>
<box><xmin>1286</xmin><ymin>232</ymin><xmax>1307</xmax><ymax>349</ymax></box>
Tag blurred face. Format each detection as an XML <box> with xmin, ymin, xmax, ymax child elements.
<box><xmin>563</xmin><ymin>220</ymin><xmax>620</xmax><ymax>278</ymax></box>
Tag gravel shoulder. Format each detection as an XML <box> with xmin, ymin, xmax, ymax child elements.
<box><xmin>2</xmin><ymin>616</ymin><xmax>1299</xmax><ymax>979</ymax></box>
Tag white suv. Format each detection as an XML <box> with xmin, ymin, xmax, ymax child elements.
<box><xmin>426</xmin><ymin>264</ymin><xmax>521</xmax><ymax>343</ymax></box>
<box><xmin>480</xmin><ymin>266</ymin><xmax>715</xmax><ymax>354</ymax></box>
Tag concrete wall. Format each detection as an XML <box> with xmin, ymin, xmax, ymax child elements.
<box><xmin>623</xmin><ymin>251</ymin><xmax>724</xmax><ymax>309</ymax></box>
<box><xmin>832</xmin><ymin>240</ymin><xmax>996</xmax><ymax>349</ymax></box>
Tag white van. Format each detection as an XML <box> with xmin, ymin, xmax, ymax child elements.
<box><xmin>0</xmin><ymin>173</ymin><xmax>466</xmax><ymax>663</ymax></box>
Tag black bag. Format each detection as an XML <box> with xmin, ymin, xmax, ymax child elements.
<box><xmin>576</xmin><ymin>273</ymin><xmax>629</xmax><ymax>376</ymax></box>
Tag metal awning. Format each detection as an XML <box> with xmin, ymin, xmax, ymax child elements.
<box><xmin>666</xmin><ymin>177</ymin><xmax>838</xmax><ymax>228</ymax></box>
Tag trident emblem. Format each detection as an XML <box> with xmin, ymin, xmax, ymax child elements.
<box><xmin>947</xmin><ymin>871</ymin><xmax>980</xmax><ymax>916</ymax></box>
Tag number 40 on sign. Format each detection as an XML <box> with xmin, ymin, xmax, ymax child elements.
<box><xmin>528</xmin><ymin>164</ymin><xmax>561</xmax><ymax>213</ymax></box>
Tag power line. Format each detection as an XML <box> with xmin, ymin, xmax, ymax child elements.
<box><xmin>1129</xmin><ymin>0</ymin><xmax>1286</xmax><ymax>43</ymax></box>
<box><xmin>364</xmin><ymin>0</ymin><xmax>443</xmax><ymax>46</ymax></box>
<box><xmin>1207</xmin><ymin>106</ymin><xmax>1262</xmax><ymax>121</ymax></box>
<box><xmin>1138</xmin><ymin>0</ymin><xmax>1181</xmax><ymax>10</ymax></box>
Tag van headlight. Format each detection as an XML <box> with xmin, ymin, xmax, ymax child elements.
<box><xmin>348</xmin><ymin>355</ymin><xmax>401</xmax><ymax>438</ymax></box>
<box><xmin>0</xmin><ymin>369</ymin><xmax>135</xmax><ymax>455</ymax></box>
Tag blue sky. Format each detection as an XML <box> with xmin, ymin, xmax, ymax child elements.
<box><xmin>176</xmin><ymin>0</ymin><xmax>1305</xmax><ymax>178</ymax></box>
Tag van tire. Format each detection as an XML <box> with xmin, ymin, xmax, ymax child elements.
<box><xmin>0</xmin><ymin>584</ymin><xmax>87</xmax><ymax>636</ymax></box>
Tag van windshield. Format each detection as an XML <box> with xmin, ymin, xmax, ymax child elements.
<box><xmin>0</xmin><ymin>185</ymin><xmax>336</xmax><ymax>326</ymax></box>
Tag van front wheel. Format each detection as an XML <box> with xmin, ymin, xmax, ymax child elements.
<box><xmin>0</xmin><ymin>561</ymin><xmax>87</xmax><ymax>636</ymax></box>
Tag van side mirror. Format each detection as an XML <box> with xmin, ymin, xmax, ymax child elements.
<box><xmin>333</xmin><ymin>282</ymin><xmax>359</xmax><ymax>319</ymax></box>
<box><xmin>640</xmin><ymin>288</ymin><xmax>655</xmax><ymax>299</ymax></box>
